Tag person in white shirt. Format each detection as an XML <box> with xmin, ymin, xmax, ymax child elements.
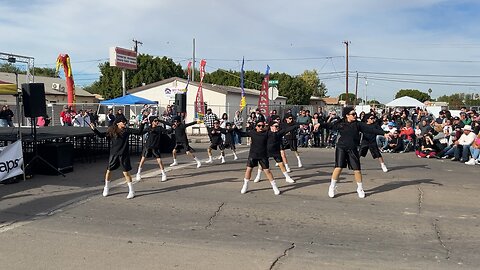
<box><xmin>452</xmin><ymin>125</ymin><xmax>476</xmax><ymax>162</ymax></box>
<box><xmin>73</xmin><ymin>110</ymin><xmax>85</xmax><ymax>127</ymax></box>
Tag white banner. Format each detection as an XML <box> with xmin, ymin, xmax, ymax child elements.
<box><xmin>0</xmin><ymin>140</ymin><xmax>24</xmax><ymax>182</ymax></box>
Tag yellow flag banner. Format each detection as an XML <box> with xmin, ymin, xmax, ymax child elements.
<box><xmin>0</xmin><ymin>80</ymin><xmax>17</xmax><ymax>95</ymax></box>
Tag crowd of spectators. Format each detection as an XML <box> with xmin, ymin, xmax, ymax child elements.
<box><xmin>362</xmin><ymin>106</ymin><xmax>480</xmax><ymax>166</ymax></box>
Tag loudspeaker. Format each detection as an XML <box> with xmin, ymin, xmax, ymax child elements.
<box><xmin>175</xmin><ymin>93</ymin><xmax>187</xmax><ymax>113</ymax></box>
<box><xmin>37</xmin><ymin>143</ymin><xmax>74</xmax><ymax>175</ymax></box>
<box><xmin>22</xmin><ymin>83</ymin><xmax>47</xmax><ymax>118</ymax></box>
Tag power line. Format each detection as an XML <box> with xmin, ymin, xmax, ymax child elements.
<box><xmin>351</xmin><ymin>55</ymin><xmax>480</xmax><ymax>63</ymax></box>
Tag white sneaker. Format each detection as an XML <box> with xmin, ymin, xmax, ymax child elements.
<box><xmin>102</xmin><ymin>186</ymin><xmax>109</xmax><ymax>197</ymax></box>
<box><xmin>285</xmin><ymin>176</ymin><xmax>295</xmax><ymax>183</ymax></box>
<box><xmin>233</xmin><ymin>155</ymin><xmax>238</xmax><ymax>160</ymax></box>
<box><xmin>217</xmin><ymin>155</ymin><xmax>223</xmax><ymax>160</ymax></box>
<box><xmin>328</xmin><ymin>185</ymin><xmax>336</xmax><ymax>198</ymax></box>
<box><xmin>241</xmin><ymin>182</ymin><xmax>248</xmax><ymax>194</ymax></box>
<box><xmin>221</xmin><ymin>157</ymin><xmax>226</xmax><ymax>164</ymax></box>
<box><xmin>205</xmin><ymin>158</ymin><xmax>213</xmax><ymax>164</ymax></box>
<box><xmin>196</xmin><ymin>161</ymin><xmax>202</xmax><ymax>168</ymax></box>
<box><xmin>465</xmin><ymin>158</ymin><xmax>476</xmax><ymax>165</ymax></box>
<box><xmin>272</xmin><ymin>185</ymin><xmax>281</xmax><ymax>195</ymax></box>
<box><xmin>381</xmin><ymin>164</ymin><xmax>388</xmax><ymax>173</ymax></box>
<box><xmin>135</xmin><ymin>173</ymin><xmax>141</xmax><ymax>181</ymax></box>
<box><xmin>161</xmin><ymin>174</ymin><xmax>167</xmax><ymax>182</ymax></box>
<box><xmin>285</xmin><ymin>165</ymin><xmax>291</xmax><ymax>173</ymax></box>
<box><xmin>298</xmin><ymin>161</ymin><xmax>303</xmax><ymax>168</ymax></box>
<box><xmin>126</xmin><ymin>190</ymin><xmax>135</xmax><ymax>199</ymax></box>
<box><xmin>169</xmin><ymin>161</ymin><xmax>178</xmax><ymax>167</ymax></box>
<box><xmin>357</xmin><ymin>188</ymin><xmax>365</xmax><ymax>198</ymax></box>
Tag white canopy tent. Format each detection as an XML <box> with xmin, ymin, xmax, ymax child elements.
<box><xmin>385</xmin><ymin>96</ymin><xmax>425</xmax><ymax>108</ymax></box>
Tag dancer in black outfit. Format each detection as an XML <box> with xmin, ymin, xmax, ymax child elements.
<box><xmin>280</xmin><ymin>114</ymin><xmax>303</xmax><ymax>172</ymax></box>
<box><xmin>221</xmin><ymin>122</ymin><xmax>239</xmax><ymax>161</ymax></box>
<box><xmin>316</xmin><ymin>107</ymin><xmax>384</xmax><ymax>198</ymax></box>
<box><xmin>359</xmin><ymin>114</ymin><xmax>389</xmax><ymax>173</ymax></box>
<box><xmin>240</xmin><ymin>120</ymin><xmax>281</xmax><ymax>195</ymax></box>
<box><xmin>89</xmin><ymin>117</ymin><xmax>146</xmax><ymax>199</ymax></box>
<box><xmin>206</xmin><ymin>120</ymin><xmax>225</xmax><ymax>164</ymax></box>
<box><xmin>254</xmin><ymin>119</ymin><xmax>299</xmax><ymax>183</ymax></box>
<box><xmin>160</xmin><ymin>116</ymin><xmax>202</xmax><ymax>168</ymax></box>
<box><xmin>135</xmin><ymin>116</ymin><xmax>169</xmax><ymax>182</ymax></box>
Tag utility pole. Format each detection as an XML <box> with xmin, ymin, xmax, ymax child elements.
<box><xmin>132</xmin><ymin>39</ymin><xmax>143</xmax><ymax>53</ymax></box>
<box><xmin>192</xmin><ymin>38</ymin><xmax>196</xmax><ymax>82</ymax></box>
<box><xmin>354</xmin><ymin>71</ymin><xmax>358</xmax><ymax>106</ymax></box>
<box><xmin>343</xmin><ymin>40</ymin><xmax>350</xmax><ymax>106</ymax></box>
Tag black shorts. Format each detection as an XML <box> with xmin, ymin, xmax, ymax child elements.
<box><xmin>107</xmin><ymin>154</ymin><xmax>132</xmax><ymax>172</ymax></box>
<box><xmin>175</xmin><ymin>142</ymin><xmax>194</xmax><ymax>152</ymax></box>
<box><xmin>142</xmin><ymin>148</ymin><xmax>162</xmax><ymax>158</ymax></box>
<box><xmin>223</xmin><ymin>143</ymin><xmax>235</xmax><ymax>150</ymax></box>
<box><xmin>209</xmin><ymin>143</ymin><xmax>225</xmax><ymax>151</ymax></box>
<box><xmin>360</xmin><ymin>144</ymin><xmax>382</xmax><ymax>159</ymax></box>
<box><xmin>281</xmin><ymin>139</ymin><xmax>298</xmax><ymax>151</ymax></box>
<box><xmin>335</xmin><ymin>147</ymin><xmax>361</xmax><ymax>171</ymax></box>
<box><xmin>246</xmin><ymin>157</ymin><xmax>269</xmax><ymax>169</ymax></box>
<box><xmin>270</xmin><ymin>155</ymin><xmax>283</xmax><ymax>163</ymax></box>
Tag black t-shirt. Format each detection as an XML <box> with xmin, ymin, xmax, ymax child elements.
<box><xmin>93</xmin><ymin>124</ymin><xmax>144</xmax><ymax>156</ymax></box>
<box><xmin>143</xmin><ymin>126</ymin><xmax>167</xmax><ymax>149</ymax></box>
<box><xmin>161</xmin><ymin>120</ymin><xmax>197</xmax><ymax>143</ymax></box>
<box><xmin>325</xmin><ymin>120</ymin><xmax>384</xmax><ymax>150</ymax></box>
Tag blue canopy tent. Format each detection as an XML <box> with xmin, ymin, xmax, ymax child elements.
<box><xmin>98</xmin><ymin>94</ymin><xmax>158</xmax><ymax>126</ymax></box>
<box><xmin>100</xmin><ymin>94</ymin><xmax>157</xmax><ymax>105</ymax></box>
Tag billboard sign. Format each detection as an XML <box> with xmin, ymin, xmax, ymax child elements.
<box><xmin>109</xmin><ymin>47</ymin><xmax>137</xmax><ymax>70</ymax></box>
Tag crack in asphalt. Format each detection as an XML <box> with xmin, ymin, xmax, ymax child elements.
<box><xmin>269</xmin><ymin>243</ymin><xmax>296</xmax><ymax>270</ymax></box>
<box><xmin>433</xmin><ymin>219</ymin><xmax>451</xmax><ymax>260</ymax></box>
<box><xmin>205</xmin><ymin>202</ymin><xmax>225</xmax><ymax>229</ymax></box>
<box><xmin>417</xmin><ymin>186</ymin><xmax>424</xmax><ymax>214</ymax></box>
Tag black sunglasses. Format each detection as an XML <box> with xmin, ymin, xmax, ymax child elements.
<box><xmin>256</xmin><ymin>124</ymin><xmax>265</xmax><ymax>127</ymax></box>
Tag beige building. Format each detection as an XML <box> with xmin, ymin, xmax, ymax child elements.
<box><xmin>0</xmin><ymin>72</ymin><xmax>97</xmax><ymax>104</ymax></box>
<box><xmin>129</xmin><ymin>77</ymin><xmax>287</xmax><ymax>132</ymax></box>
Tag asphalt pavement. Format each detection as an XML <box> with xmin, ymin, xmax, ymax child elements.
<box><xmin>1</xmin><ymin>143</ymin><xmax>479</xmax><ymax>270</ymax></box>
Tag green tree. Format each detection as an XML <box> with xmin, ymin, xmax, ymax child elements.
<box><xmin>34</xmin><ymin>67</ymin><xmax>58</xmax><ymax>77</ymax></box>
<box><xmin>368</xmin><ymin>100</ymin><xmax>381</xmax><ymax>105</ymax></box>
<box><xmin>299</xmin><ymin>69</ymin><xmax>328</xmax><ymax>97</ymax></box>
<box><xmin>0</xmin><ymin>63</ymin><xmax>22</xmax><ymax>73</ymax></box>
<box><xmin>338</xmin><ymin>93</ymin><xmax>357</xmax><ymax>104</ymax></box>
<box><xmin>86</xmin><ymin>54</ymin><xmax>184</xmax><ymax>99</ymax></box>
<box><xmin>395</xmin><ymin>89</ymin><xmax>430</xmax><ymax>102</ymax></box>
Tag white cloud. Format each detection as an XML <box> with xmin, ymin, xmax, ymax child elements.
<box><xmin>2</xmin><ymin>0</ymin><xmax>480</xmax><ymax>102</ymax></box>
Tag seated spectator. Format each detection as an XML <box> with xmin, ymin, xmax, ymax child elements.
<box><xmin>377</xmin><ymin>122</ymin><xmax>396</xmax><ymax>149</ymax></box>
<box><xmin>297</xmin><ymin>124</ymin><xmax>311</xmax><ymax>147</ymax></box>
<box><xmin>400</xmin><ymin>121</ymin><xmax>415</xmax><ymax>151</ymax></box>
<box><xmin>415</xmin><ymin>133</ymin><xmax>437</xmax><ymax>158</ymax></box>
<box><xmin>465</xmin><ymin>131</ymin><xmax>480</xmax><ymax>165</ymax></box>
<box><xmin>452</xmin><ymin>125</ymin><xmax>476</xmax><ymax>162</ymax></box>
<box><xmin>382</xmin><ymin>130</ymin><xmax>404</xmax><ymax>153</ymax></box>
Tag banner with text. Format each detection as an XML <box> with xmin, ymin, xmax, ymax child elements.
<box><xmin>257</xmin><ymin>65</ymin><xmax>270</xmax><ymax>116</ymax></box>
<box><xmin>0</xmin><ymin>140</ymin><xmax>24</xmax><ymax>182</ymax></box>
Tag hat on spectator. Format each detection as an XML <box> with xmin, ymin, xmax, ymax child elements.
<box><xmin>387</xmin><ymin>122</ymin><xmax>395</xmax><ymax>127</ymax></box>
<box><xmin>172</xmin><ymin>116</ymin><xmax>181</xmax><ymax>122</ymax></box>
<box><xmin>453</xmin><ymin>116</ymin><xmax>460</xmax><ymax>120</ymax></box>
<box><xmin>341</xmin><ymin>106</ymin><xmax>355</xmax><ymax>118</ymax></box>
<box><xmin>149</xmin><ymin>116</ymin><xmax>159</xmax><ymax>124</ymax></box>
<box><xmin>463</xmin><ymin>125</ymin><xmax>472</xmax><ymax>131</ymax></box>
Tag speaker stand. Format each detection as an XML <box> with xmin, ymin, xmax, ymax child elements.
<box><xmin>24</xmin><ymin>118</ymin><xmax>66</xmax><ymax>177</ymax></box>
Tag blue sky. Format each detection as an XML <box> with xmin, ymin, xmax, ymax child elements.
<box><xmin>2</xmin><ymin>0</ymin><xmax>480</xmax><ymax>103</ymax></box>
